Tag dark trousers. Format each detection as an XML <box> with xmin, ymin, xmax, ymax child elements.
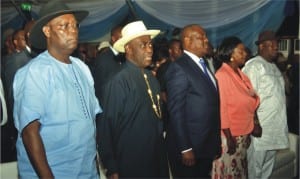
<box><xmin>169</xmin><ymin>158</ymin><xmax>212</xmax><ymax>179</ymax></box>
<box><xmin>0</xmin><ymin>119</ymin><xmax>17</xmax><ymax>163</ymax></box>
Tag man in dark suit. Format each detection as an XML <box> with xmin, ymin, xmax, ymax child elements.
<box><xmin>1</xmin><ymin>20</ymin><xmax>36</xmax><ymax>163</ymax></box>
<box><xmin>3</xmin><ymin>20</ymin><xmax>36</xmax><ymax>106</ymax></box>
<box><xmin>165</xmin><ymin>24</ymin><xmax>221</xmax><ymax>178</ymax></box>
<box><xmin>93</xmin><ymin>26</ymin><xmax>124</xmax><ymax>103</ymax></box>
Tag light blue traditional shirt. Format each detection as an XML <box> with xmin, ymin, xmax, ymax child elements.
<box><xmin>13</xmin><ymin>51</ymin><xmax>102</xmax><ymax>179</ymax></box>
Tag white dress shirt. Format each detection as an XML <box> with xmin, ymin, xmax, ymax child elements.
<box><xmin>184</xmin><ymin>50</ymin><xmax>217</xmax><ymax>88</ymax></box>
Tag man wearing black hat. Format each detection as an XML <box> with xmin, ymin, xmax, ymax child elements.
<box><xmin>242</xmin><ymin>30</ymin><xmax>289</xmax><ymax>179</ymax></box>
<box><xmin>12</xmin><ymin>1</ymin><xmax>102</xmax><ymax>178</ymax></box>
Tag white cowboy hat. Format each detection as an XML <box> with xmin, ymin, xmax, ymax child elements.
<box><xmin>98</xmin><ymin>41</ymin><xmax>110</xmax><ymax>51</ymax></box>
<box><xmin>113</xmin><ymin>21</ymin><xmax>160</xmax><ymax>53</ymax></box>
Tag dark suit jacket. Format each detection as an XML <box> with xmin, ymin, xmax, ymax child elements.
<box><xmin>165</xmin><ymin>53</ymin><xmax>221</xmax><ymax>160</ymax></box>
<box><xmin>1</xmin><ymin>48</ymin><xmax>35</xmax><ymax>162</ymax></box>
<box><xmin>92</xmin><ymin>48</ymin><xmax>123</xmax><ymax>103</ymax></box>
<box><xmin>3</xmin><ymin>49</ymin><xmax>35</xmax><ymax>111</ymax></box>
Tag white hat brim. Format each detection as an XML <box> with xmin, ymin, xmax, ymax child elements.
<box><xmin>113</xmin><ymin>30</ymin><xmax>160</xmax><ymax>53</ymax></box>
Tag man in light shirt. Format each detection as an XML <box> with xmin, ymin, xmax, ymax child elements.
<box><xmin>242</xmin><ymin>30</ymin><xmax>289</xmax><ymax>179</ymax></box>
<box><xmin>13</xmin><ymin>1</ymin><xmax>101</xmax><ymax>178</ymax></box>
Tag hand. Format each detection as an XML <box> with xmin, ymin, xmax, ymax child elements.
<box><xmin>214</xmin><ymin>145</ymin><xmax>222</xmax><ymax>160</ymax></box>
<box><xmin>252</xmin><ymin>123</ymin><xmax>262</xmax><ymax>137</ymax></box>
<box><xmin>252</xmin><ymin>112</ymin><xmax>262</xmax><ymax>138</ymax></box>
<box><xmin>182</xmin><ymin>150</ymin><xmax>196</xmax><ymax>166</ymax></box>
<box><xmin>108</xmin><ymin>173</ymin><xmax>119</xmax><ymax>179</ymax></box>
<box><xmin>226</xmin><ymin>136</ymin><xmax>236</xmax><ymax>155</ymax></box>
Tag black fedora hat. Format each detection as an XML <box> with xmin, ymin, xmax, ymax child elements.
<box><xmin>255</xmin><ymin>30</ymin><xmax>278</xmax><ymax>45</ymax></box>
<box><xmin>30</xmin><ymin>0</ymin><xmax>88</xmax><ymax>49</ymax></box>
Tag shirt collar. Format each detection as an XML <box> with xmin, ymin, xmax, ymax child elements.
<box><xmin>26</xmin><ymin>45</ymin><xmax>31</xmax><ymax>53</ymax></box>
<box><xmin>109</xmin><ymin>45</ymin><xmax>119</xmax><ymax>56</ymax></box>
<box><xmin>184</xmin><ymin>50</ymin><xmax>203</xmax><ymax>64</ymax></box>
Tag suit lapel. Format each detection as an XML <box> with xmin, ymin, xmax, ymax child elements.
<box><xmin>183</xmin><ymin>54</ymin><xmax>218</xmax><ymax>91</ymax></box>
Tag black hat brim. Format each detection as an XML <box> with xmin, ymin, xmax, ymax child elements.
<box><xmin>30</xmin><ymin>10</ymin><xmax>88</xmax><ymax>49</ymax></box>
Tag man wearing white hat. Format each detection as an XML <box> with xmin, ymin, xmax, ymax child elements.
<box><xmin>97</xmin><ymin>20</ymin><xmax>169</xmax><ymax>178</ymax></box>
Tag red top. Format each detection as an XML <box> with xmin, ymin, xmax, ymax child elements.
<box><xmin>216</xmin><ymin>63</ymin><xmax>260</xmax><ymax>136</ymax></box>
